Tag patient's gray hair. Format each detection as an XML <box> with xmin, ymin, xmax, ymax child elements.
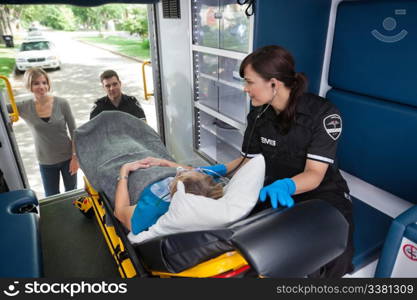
<box><xmin>170</xmin><ymin>172</ymin><xmax>223</xmax><ymax>199</ymax></box>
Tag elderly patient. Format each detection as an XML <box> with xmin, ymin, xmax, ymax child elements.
<box><xmin>114</xmin><ymin>156</ymin><xmax>223</xmax><ymax>235</ymax></box>
<box><xmin>75</xmin><ymin>111</ymin><xmax>264</xmax><ymax>244</ymax></box>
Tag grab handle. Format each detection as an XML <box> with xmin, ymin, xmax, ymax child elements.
<box><xmin>141</xmin><ymin>61</ymin><xmax>154</xmax><ymax>100</ymax></box>
<box><xmin>0</xmin><ymin>75</ymin><xmax>19</xmax><ymax>122</ymax></box>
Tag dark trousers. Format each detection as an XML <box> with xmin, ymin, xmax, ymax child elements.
<box><xmin>39</xmin><ymin>159</ymin><xmax>77</xmax><ymax>197</ymax></box>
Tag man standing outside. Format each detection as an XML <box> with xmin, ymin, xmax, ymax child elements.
<box><xmin>90</xmin><ymin>70</ymin><xmax>146</xmax><ymax>121</ymax></box>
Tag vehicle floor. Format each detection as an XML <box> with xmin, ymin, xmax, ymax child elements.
<box><xmin>39</xmin><ymin>196</ymin><xmax>119</xmax><ymax>278</ymax></box>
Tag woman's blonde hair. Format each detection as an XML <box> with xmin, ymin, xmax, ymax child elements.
<box><xmin>24</xmin><ymin>67</ymin><xmax>51</xmax><ymax>92</ymax></box>
<box><xmin>170</xmin><ymin>171</ymin><xmax>224</xmax><ymax>199</ymax></box>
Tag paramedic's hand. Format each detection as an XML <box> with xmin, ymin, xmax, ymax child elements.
<box><xmin>69</xmin><ymin>155</ymin><xmax>79</xmax><ymax>175</ymax></box>
<box><xmin>259</xmin><ymin>178</ymin><xmax>296</xmax><ymax>209</ymax></box>
<box><xmin>199</xmin><ymin>164</ymin><xmax>227</xmax><ymax>177</ymax></box>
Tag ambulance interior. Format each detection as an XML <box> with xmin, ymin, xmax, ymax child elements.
<box><xmin>0</xmin><ymin>0</ymin><xmax>416</xmax><ymax>278</ymax></box>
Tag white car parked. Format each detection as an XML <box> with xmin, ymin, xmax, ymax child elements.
<box><xmin>15</xmin><ymin>37</ymin><xmax>61</xmax><ymax>74</ymax></box>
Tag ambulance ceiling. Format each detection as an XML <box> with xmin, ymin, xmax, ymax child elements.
<box><xmin>2</xmin><ymin>0</ymin><xmax>159</xmax><ymax>6</ymax></box>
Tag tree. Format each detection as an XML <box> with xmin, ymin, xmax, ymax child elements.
<box><xmin>0</xmin><ymin>4</ymin><xmax>147</xmax><ymax>36</ymax></box>
<box><xmin>71</xmin><ymin>7</ymin><xmax>96</xmax><ymax>29</ymax></box>
<box><xmin>0</xmin><ymin>5</ymin><xmax>75</xmax><ymax>31</ymax></box>
<box><xmin>72</xmin><ymin>5</ymin><xmax>124</xmax><ymax>31</ymax></box>
<box><xmin>0</xmin><ymin>5</ymin><xmax>18</xmax><ymax>43</ymax></box>
<box><xmin>41</xmin><ymin>6</ymin><xmax>76</xmax><ymax>30</ymax></box>
<box><xmin>19</xmin><ymin>5</ymin><xmax>45</xmax><ymax>27</ymax></box>
<box><xmin>120</xmin><ymin>6</ymin><xmax>148</xmax><ymax>39</ymax></box>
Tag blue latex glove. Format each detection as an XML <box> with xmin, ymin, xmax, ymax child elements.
<box><xmin>198</xmin><ymin>164</ymin><xmax>227</xmax><ymax>178</ymax></box>
<box><xmin>259</xmin><ymin>178</ymin><xmax>296</xmax><ymax>209</ymax></box>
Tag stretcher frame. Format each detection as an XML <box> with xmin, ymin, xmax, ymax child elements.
<box><xmin>74</xmin><ymin>176</ymin><xmax>251</xmax><ymax>278</ymax></box>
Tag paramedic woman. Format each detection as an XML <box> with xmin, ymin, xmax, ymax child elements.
<box><xmin>201</xmin><ymin>45</ymin><xmax>353</xmax><ymax>278</ymax></box>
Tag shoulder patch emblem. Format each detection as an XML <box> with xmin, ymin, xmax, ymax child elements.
<box><xmin>323</xmin><ymin>114</ymin><xmax>342</xmax><ymax>140</ymax></box>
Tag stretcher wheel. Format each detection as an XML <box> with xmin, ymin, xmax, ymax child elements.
<box><xmin>73</xmin><ymin>197</ymin><xmax>94</xmax><ymax>219</ymax></box>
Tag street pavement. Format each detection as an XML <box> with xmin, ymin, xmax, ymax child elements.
<box><xmin>9</xmin><ymin>31</ymin><xmax>156</xmax><ymax>199</ymax></box>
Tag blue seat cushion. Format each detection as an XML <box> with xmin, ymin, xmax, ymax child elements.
<box><xmin>329</xmin><ymin>0</ymin><xmax>417</xmax><ymax>107</ymax></box>
<box><xmin>375</xmin><ymin>205</ymin><xmax>417</xmax><ymax>277</ymax></box>
<box><xmin>327</xmin><ymin>89</ymin><xmax>417</xmax><ymax>203</ymax></box>
<box><xmin>405</xmin><ymin>223</ymin><xmax>417</xmax><ymax>242</ymax></box>
<box><xmin>0</xmin><ymin>190</ymin><xmax>42</xmax><ymax>277</ymax></box>
<box><xmin>253</xmin><ymin>0</ymin><xmax>332</xmax><ymax>94</ymax></box>
<box><xmin>352</xmin><ymin>197</ymin><xmax>392</xmax><ymax>271</ymax></box>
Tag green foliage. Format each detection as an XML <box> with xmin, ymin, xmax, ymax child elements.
<box><xmin>0</xmin><ymin>56</ymin><xmax>14</xmax><ymax>74</ymax></box>
<box><xmin>71</xmin><ymin>7</ymin><xmax>98</xmax><ymax>30</ymax></box>
<box><xmin>19</xmin><ymin>5</ymin><xmax>43</xmax><ymax>27</ymax></box>
<box><xmin>141</xmin><ymin>39</ymin><xmax>149</xmax><ymax>50</ymax></box>
<box><xmin>119</xmin><ymin>7</ymin><xmax>148</xmax><ymax>38</ymax></box>
<box><xmin>71</xmin><ymin>5</ymin><xmax>124</xmax><ymax>30</ymax></box>
<box><xmin>42</xmin><ymin>6</ymin><xmax>76</xmax><ymax>30</ymax></box>
<box><xmin>0</xmin><ymin>44</ymin><xmax>16</xmax><ymax>89</ymax></box>
<box><xmin>2</xmin><ymin>4</ymin><xmax>148</xmax><ymax>36</ymax></box>
<box><xmin>15</xmin><ymin>5</ymin><xmax>75</xmax><ymax>30</ymax></box>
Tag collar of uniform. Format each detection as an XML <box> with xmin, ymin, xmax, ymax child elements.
<box><xmin>295</xmin><ymin>94</ymin><xmax>312</xmax><ymax>116</ymax></box>
<box><xmin>265</xmin><ymin>94</ymin><xmax>312</xmax><ymax>118</ymax></box>
<box><xmin>255</xmin><ymin>95</ymin><xmax>312</xmax><ymax>130</ymax></box>
<box><xmin>262</xmin><ymin>104</ymin><xmax>279</xmax><ymax>121</ymax></box>
<box><xmin>256</xmin><ymin>93</ymin><xmax>312</xmax><ymax>122</ymax></box>
<box><xmin>105</xmin><ymin>93</ymin><xmax>127</xmax><ymax>105</ymax></box>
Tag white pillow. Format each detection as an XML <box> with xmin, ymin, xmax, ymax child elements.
<box><xmin>128</xmin><ymin>154</ymin><xmax>265</xmax><ymax>244</ymax></box>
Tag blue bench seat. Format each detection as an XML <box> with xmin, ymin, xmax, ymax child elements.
<box><xmin>0</xmin><ymin>190</ymin><xmax>43</xmax><ymax>277</ymax></box>
<box><xmin>327</xmin><ymin>0</ymin><xmax>417</xmax><ymax>276</ymax></box>
<box><xmin>351</xmin><ymin>197</ymin><xmax>392</xmax><ymax>271</ymax></box>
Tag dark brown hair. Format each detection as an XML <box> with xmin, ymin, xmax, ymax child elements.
<box><xmin>239</xmin><ymin>45</ymin><xmax>308</xmax><ymax>133</ymax></box>
<box><xmin>100</xmin><ymin>69</ymin><xmax>120</xmax><ymax>83</ymax></box>
<box><xmin>170</xmin><ymin>172</ymin><xmax>224</xmax><ymax>199</ymax></box>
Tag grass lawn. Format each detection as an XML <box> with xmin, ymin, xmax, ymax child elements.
<box><xmin>0</xmin><ymin>44</ymin><xmax>18</xmax><ymax>89</ymax></box>
<box><xmin>79</xmin><ymin>36</ymin><xmax>150</xmax><ymax>61</ymax></box>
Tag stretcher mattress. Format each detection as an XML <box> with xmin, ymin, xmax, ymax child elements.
<box><xmin>74</xmin><ymin>111</ymin><xmax>176</xmax><ymax>205</ymax></box>
<box><xmin>135</xmin><ymin>199</ymin><xmax>349</xmax><ymax>277</ymax></box>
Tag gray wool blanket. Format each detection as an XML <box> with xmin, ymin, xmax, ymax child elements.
<box><xmin>74</xmin><ymin>111</ymin><xmax>177</xmax><ymax>206</ymax></box>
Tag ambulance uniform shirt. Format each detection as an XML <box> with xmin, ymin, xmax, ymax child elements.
<box><xmin>90</xmin><ymin>94</ymin><xmax>146</xmax><ymax>120</ymax></box>
<box><xmin>242</xmin><ymin>93</ymin><xmax>349</xmax><ymax>204</ymax></box>
<box><xmin>242</xmin><ymin>93</ymin><xmax>353</xmax><ymax>278</ymax></box>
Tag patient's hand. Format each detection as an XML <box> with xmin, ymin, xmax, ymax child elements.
<box><xmin>141</xmin><ymin>157</ymin><xmax>174</xmax><ymax>167</ymax></box>
<box><xmin>120</xmin><ymin>160</ymin><xmax>151</xmax><ymax>176</ymax></box>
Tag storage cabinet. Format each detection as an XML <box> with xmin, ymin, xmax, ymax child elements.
<box><xmin>192</xmin><ymin>0</ymin><xmax>252</xmax><ymax>163</ymax></box>
<box><xmin>192</xmin><ymin>0</ymin><xmax>250</xmax><ymax>53</ymax></box>
<box><xmin>196</xmin><ymin>109</ymin><xmax>244</xmax><ymax>163</ymax></box>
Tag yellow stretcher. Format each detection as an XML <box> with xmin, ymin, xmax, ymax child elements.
<box><xmin>73</xmin><ymin>177</ymin><xmax>250</xmax><ymax>278</ymax></box>
<box><xmin>74</xmin><ymin>177</ymin><xmax>349</xmax><ymax>278</ymax></box>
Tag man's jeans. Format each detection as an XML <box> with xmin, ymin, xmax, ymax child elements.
<box><xmin>39</xmin><ymin>159</ymin><xmax>77</xmax><ymax>197</ymax></box>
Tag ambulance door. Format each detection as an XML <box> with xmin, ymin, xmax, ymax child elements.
<box><xmin>0</xmin><ymin>88</ymin><xmax>28</xmax><ymax>190</ymax></box>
